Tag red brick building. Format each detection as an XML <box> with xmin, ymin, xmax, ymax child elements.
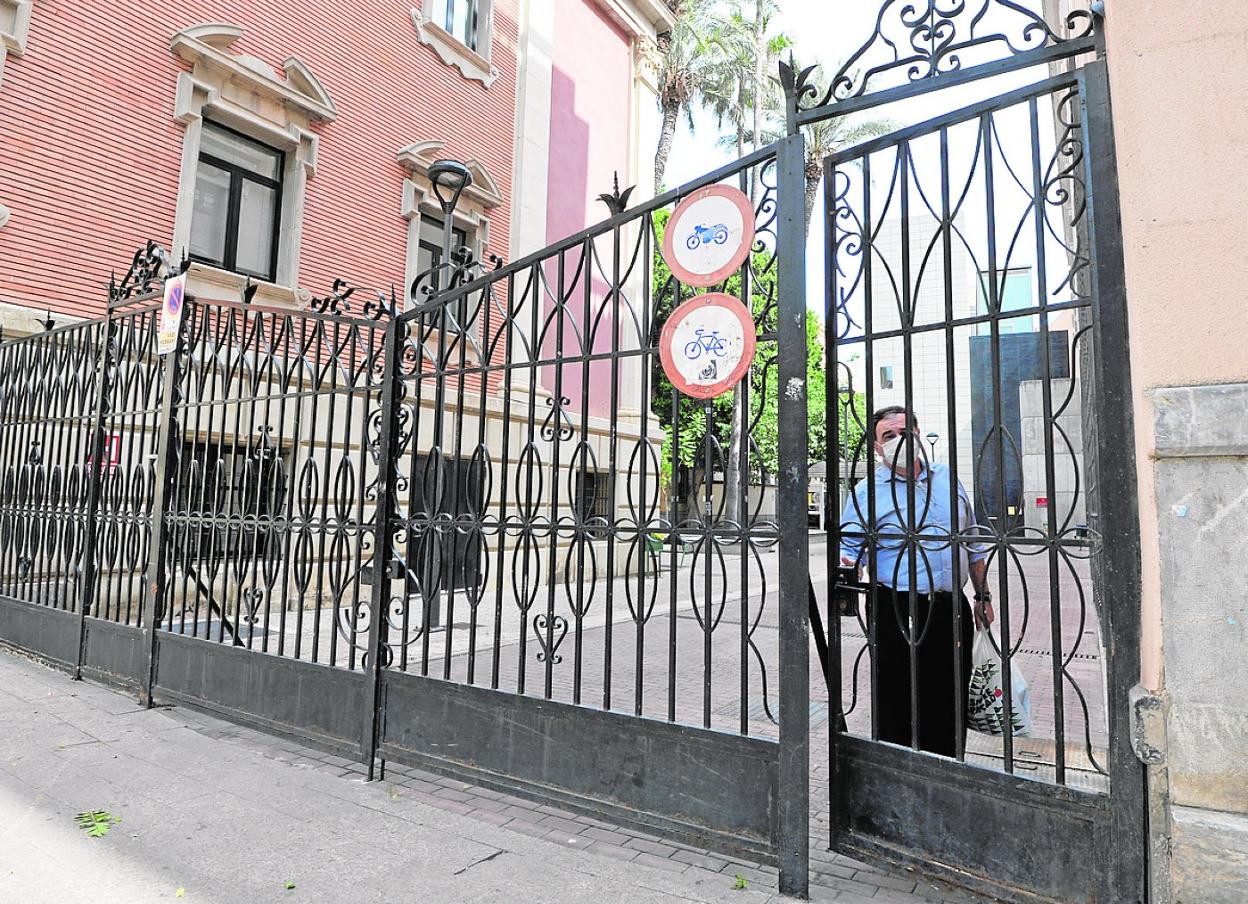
<box><xmin>0</xmin><ymin>0</ymin><xmax>672</xmax><ymax>330</ymax></box>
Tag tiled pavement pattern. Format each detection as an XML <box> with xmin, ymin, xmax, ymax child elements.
<box><xmin>172</xmin><ymin>708</ymin><xmax>991</xmax><ymax>903</ymax></box>
<box><xmin>0</xmin><ymin>645</ymin><xmax>993</xmax><ymax>903</ymax></box>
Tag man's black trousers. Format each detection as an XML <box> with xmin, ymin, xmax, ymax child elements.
<box><xmin>869</xmin><ymin>587</ymin><xmax>975</xmax><ymax>757</ymax></box>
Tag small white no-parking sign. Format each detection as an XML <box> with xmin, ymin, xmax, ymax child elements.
<box><xmin>157</xmin><ymin>274</ymin><xmax>185</xmax><ymax>356</ymax></box>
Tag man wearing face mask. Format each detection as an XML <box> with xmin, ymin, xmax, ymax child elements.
<box><xmin>838</xmin><ymin>405</ymin><xmax>995</xmax><ymax>757</ymax></box>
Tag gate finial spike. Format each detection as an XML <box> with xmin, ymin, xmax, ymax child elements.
<box><xmin>597</xmin><ymin>170</ymin><xmax>635</xmax><ymax>216</ymax></box>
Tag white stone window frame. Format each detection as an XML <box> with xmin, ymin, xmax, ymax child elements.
<box><xmin>398</xmin><ymin>139</ymin><xmax>503</xmax><ymax>315</ymax></box>
<box><xmin>411</xmin><ymin>2</ymin><xmax>498</xmax><ymax>88</ymax></box>
<box><xmin>0</xmin><ymin>0</ymin><xmax>34</xmax><ymax>227</ymax></box>
<box><xmin>168</xmin><ymin>23</ymin><xmax>337</xmax><ymax>303</ymax></box>
<box><xmin>0</xmin><ymin>0</ymin><xmax>32</xmax><ymax>89</ymax></box>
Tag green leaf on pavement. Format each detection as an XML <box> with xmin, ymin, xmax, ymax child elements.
<box><xmin>284</xmin><ymin>881</ymin><xmax>296</xmax><ymax>890</ymax></box>
<box><xmin>75</xmin><ymin>810</ymin><xmax>113</xmax><ymax>838</ymax></box>
<box><xmin>175</xmin><ymin>889</ymin><xmax>185</xmax><ymax>898</ymax></box>
<box><xmin>732</xmin><ymin>874</ymin><xmax>748</xmax><ymax>890</ymax></box>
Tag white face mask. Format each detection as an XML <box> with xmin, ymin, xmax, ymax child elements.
<box><xmin>880</xmin><ymin>435</ymin><xmax>914</xmax><ymax>470</ymax></box>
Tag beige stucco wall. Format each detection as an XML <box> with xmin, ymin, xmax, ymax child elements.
<box><xmin>1100</xmin><ymin>4</ymin><xmax>1248</xmax><ymax>691</ymax></box>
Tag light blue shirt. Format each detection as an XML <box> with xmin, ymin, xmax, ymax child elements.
<box><xmin>838</xmin><ymin>462</ymin><xmax>986</xmax><ymax>593</ymax></box>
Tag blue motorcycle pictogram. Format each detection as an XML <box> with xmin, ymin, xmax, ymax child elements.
<box><xmin>683</xmin><ymin>328</ymin><xmax>728</xmax><ymax>361</ymax></box>
<box><xmin>684</xmin><ymin>223</ymin><xmax>730</xmax><ymax>251</ymax></box>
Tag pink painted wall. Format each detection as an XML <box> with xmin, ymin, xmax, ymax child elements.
<box><xmin>0</xmin><ymin>0</ymin><xmax>519</xmax><ymax>322</ymax></box>
<box><xmin>542</xmin><ymin>0</ymin><xmax>633</xmax><ymax>416</ymax></box>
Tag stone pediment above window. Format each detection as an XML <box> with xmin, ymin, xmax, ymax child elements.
<box><xmin>169</xmin><ymin>23</ymin><xmax>337</xmax><ymax>124</ymax></box>
<box><xmin>396</xmin><ymin>140</ymin><xmax>504</xmax><ymax>210</ymax></box>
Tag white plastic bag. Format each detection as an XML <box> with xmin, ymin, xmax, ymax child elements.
<box><xmin>967</xmin><ymin>628</ymin><xmax>1033</xmax><ymax>737</ymax></box>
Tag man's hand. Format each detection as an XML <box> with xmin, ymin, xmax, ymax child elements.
<box><xmin>973</xmin><ymin>598</ymin><xmax>995</xmax><ymax>630</ymax></box>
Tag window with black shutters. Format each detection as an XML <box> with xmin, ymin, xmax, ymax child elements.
<box><xmin>189</xmin><ymin>122</ymin><xmax>284</xmax><ymax>282</ymax></box>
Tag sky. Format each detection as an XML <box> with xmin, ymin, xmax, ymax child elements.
<box><xmin>661</xmin><ymin>0</ymin><xmax>1075</xmax><ymax>318</ymax></box>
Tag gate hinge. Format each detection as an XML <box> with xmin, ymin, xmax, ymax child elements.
<box><xmin>1129</xmin><ymin>684</ymin><xmax>1167</xmax><ymax>766</ymax></box>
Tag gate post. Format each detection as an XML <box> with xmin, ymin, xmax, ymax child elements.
<box><xmin>360</xmin><ymin>315</ymin><xmax>403</xmax><ymax>777</ymax></box>
<box><xmin>138</xmin><ymin>298</ymin><xmax>189</xmax><ymax>706</ymax></box>
<box><xmin>75</xmin><ymin>309</ymin><xmax>115</xmax><ymax>679</ymax></box>
<box><xmin>1079</xmin><ymin>58</ymin><xmax>1149</xmax><ymax>902</ymax></box>
<box><xmin>775</xmin><ymin>128</ymin><xmax>811</xmax><ymax>898</ymax></box>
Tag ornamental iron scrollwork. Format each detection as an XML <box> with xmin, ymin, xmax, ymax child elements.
<box><xmin>785</xmin><ymin>0</ymin><xmax>1095</xmax><ymax>114</ymax></box>
<box><xmin>108</xmin><ymin>241</ymin><xmax>188</xmax><ymax>303</ymax></box>
<box><xmin>309</xmin><ymin>278</ymin><xmax>397</xmax><ymax>321</ymax></box>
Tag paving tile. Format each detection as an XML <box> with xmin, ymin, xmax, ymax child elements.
<box><xmin>720</xmin><ymin>864</ymin><xmax>778</xmax><ymax>889</ymax></box>
<box><xmin>670</xmin><ymin>848</ymin><xmax>729</xmax><ymax>871</ymax></box>
<box><xmin>502</xmin><ymin>805</ymin><xmax>544</xmax><ymax>823</ymax></box>
<box><xmin>546</xmin><ymin>833</ymin><xmax>595</xmax><ymax>851</ymax></box>
<box><xmin>398</xmin><ymin>777</ymin><xmax>442</xmax><ymax>794</ymax></box>
<box><xmin>537</xmin><ymin>814</ymin><xmax>588</xmax><ymax>836</ymax></box>
<box><xmin>857</xmin><ymin>871</ymin><xmax>919</xmax><ymax>893</ymax></box>
<box><xmin>467</xmin><ymin>810</ymin><xmax>512</xmax><ymax>828</ymax></box>
<box><xmin>624</xmin><ymin>836</ymin><xmax>677</xmax><ymax>858</ymax></box>
<box><xmin>506</xmin><ymin>819</ymin><xmax>557</xmax><ymax>841</ymax></box>
<box><xmin>810</xmin><ymin>859</ymin><xmax>859</xmax><ymax>881</ymax></box>
<box><xmin>632</xmin><ymin>851</ymin><xmax>690</xmax><ymax>874</ymax></box>
<box><xmin>581</xmin><ymin>826</ymin><xmax>632</xmax><ymax>846</ymax></box>
<box><xmin>465</xmin><ymin>795</ymin><xmax>509</xmax><ymax>813</ymax></box>
<box><xmin>423</xmin><ymin>796</ymin><xmax>474</xmax><ymax>816</ymax></box>
<box><xmin>433</xmin><ymin>787</ymin><xmax>475</xmax><ymax>803</ymax></box>
<box><xmin>823</xmin><ymin>876</ymin><xmax>886</xmax><ymax>897</ymax></box>
<box><xmin>583</xmin><ymin>841</ymin><xmax>639</xmax><ymax>862</ymax></box>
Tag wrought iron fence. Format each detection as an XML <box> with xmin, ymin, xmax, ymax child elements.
<box><xmin>388</xmin><ymin>146</ymin><xmax>786</xmax><ymax>734</ymax></box>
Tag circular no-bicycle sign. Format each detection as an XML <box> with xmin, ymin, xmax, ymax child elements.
<box><xmin>659</xmin><ymin>293</ymin><xmax>756</xmax><ymax>400</ymax></box>
<box><xmin>661</xmin><ymin>185</ymin><xmax>755</xmax><ymax>287</ymax></box>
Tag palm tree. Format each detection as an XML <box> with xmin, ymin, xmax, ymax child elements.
<box><xmin>654</xmin><ymin>0</ymin><xmax>737</xmax><ymax>194</ymax></box>
<box><xmin>750</xmin><ymin>62</ymin><xmax>894</xmax><ymax>228</ymax></box>
<box><xmin>799</xmin><ymin>110</ymin><xmax>894</xmax><ymax>228</ymax></box>
<box><xmin>703</xmin><ymin>3</ymin><xmax>789</xmax><ymax>170</ymax></box>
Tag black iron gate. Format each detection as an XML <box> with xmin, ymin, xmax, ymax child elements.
<box><xmin>0</xmin><ymin>146</ymin><xmax>812</xmax><ymax>892</ymax></box>
<box><xmin>794</xmin><ymin>4</ymin><xmax>1145</xmax><ymax>902</ymax></box>
<box><xmin>0</xmin><ymin>6</ymin><xmax>1146</xmax><ymax>899</ymax></box>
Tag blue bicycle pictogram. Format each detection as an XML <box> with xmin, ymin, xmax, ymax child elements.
<box><xmin>683</xmin><ymin>327</ymin><xmax>728</xmax><ymax>361</ymax></box>
<box><xmin>684</xmin><ymin>222</ymin><xmax>730</xmax><ymax>251</ymax></box>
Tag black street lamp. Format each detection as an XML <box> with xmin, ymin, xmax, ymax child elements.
<box><xmin>427</xmin><ymin>158</ymin><xmax>473</xmax><ymax>290</ymax></box>
<box><xmin>925</xmin><ymin>431</ymin><xmax>940</xmax><ymax>464</ymax></box>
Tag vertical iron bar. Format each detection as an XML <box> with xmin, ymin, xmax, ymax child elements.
<box><xmin>982</xmin><ymin>112</ymin><xmax>1016</xmax><ymax>773</ymax></box>
<box><xmin>775</xmin><ymin>130</ymin><xmax>810</xmax><ymax>899</ymax></box>
<box><xmin>138</xmin><ymin>298</ymin><xmax>189</xmax><ymax>706</ymax></box>
<box><xmin>362</xmin><ymin>317</ymin><xmax>403</xmax><ymax>778</ymax></box>
<box><xmin>76</xmin><ymin>313</ymin><xmax>115</xmax><ymax>678</ymax></box>
<box><xmin>899</xmin><ymin>141</ymin><xmax>921</xmax><ymax>752</ymax></box>
<box><xmin>1030</xmin><ymin>95</ymin><xmax>1066</xmax><ymax>783</ymax></box>
<box><xmin>823</xmin><ymin>154</ymin><xmax>844</xmax><ymax>851</ymax></box>
<box><xmin>939</xmin><ymin>126</ymin><xmax>968</xmax><ymax>761</ymax></box>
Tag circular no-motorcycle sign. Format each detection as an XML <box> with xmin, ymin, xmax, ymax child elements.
<box><xmin>661</xmin><ymin>185</ymin><xmax>755</xmax><ymax>287</ymax></box>
<box><xmin>659</xmin><ymin>293</ymin><xmax>756</xmax><ymax>400</ymax></box>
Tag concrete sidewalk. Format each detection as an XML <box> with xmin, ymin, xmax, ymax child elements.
<box><xmin>0</xmin><ymin>648</ymin><xmax>976</xmax><ymax>904</ymax></box>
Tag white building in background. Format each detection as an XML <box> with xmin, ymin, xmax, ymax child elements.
<box><xmin>848</xmin><ymin>210</ymin><xmax>980</xmax><ymax>491</ymax></box>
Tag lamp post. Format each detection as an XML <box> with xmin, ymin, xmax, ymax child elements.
<box><xmin>427</xmin><ymin>158</ymin><xmax>473</xmax><ymax>291</ymax></box>
<box><xmin>925</xmin><ymin>431</ymin><xmax>940</xmax><ymax>464</ymax></box>
<box><xmin>419</xmin><ymin>159</ymin><xmax>472</xmax><ymax>632</ymax></box>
